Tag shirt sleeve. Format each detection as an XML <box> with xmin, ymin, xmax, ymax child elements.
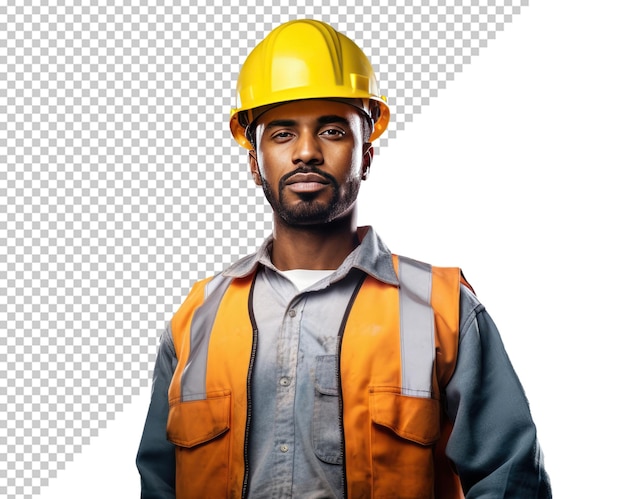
<box><xmin>136</xmin><ymin>325</ymin><xmax>177</xmax><ymax>499</ymax></box>
<box><xmin>443</xmin><ymin>286</ymin><xmax>552</xmax><ymax>498</ymax></box>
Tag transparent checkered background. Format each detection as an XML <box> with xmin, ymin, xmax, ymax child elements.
<box><xmin>0</xmin><ymin>0</ymin><xmax>528</xmax><ymax>496</ymax></box>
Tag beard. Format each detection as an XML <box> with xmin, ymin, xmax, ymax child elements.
<box><xmin>260</xmin><ymin>166</ymin><xmax>361</xmax><ymax>226</ymax></box>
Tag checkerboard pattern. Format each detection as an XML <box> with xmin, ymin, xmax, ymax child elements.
<box><xmin>0</xmin><ymin>0</ymin><xmax>528</xmax><ymax>496</ymax></box>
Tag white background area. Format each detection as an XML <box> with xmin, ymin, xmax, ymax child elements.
<box><xmin>43</xmin><ymin>1</ymin><xmax>625</xmax><ymax>498</ymax></box>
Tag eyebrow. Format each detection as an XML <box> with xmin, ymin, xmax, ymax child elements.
<box><xmin>317</xmin><ymin>115</ymin><xmax>351</xmax><ymax>127</ymax></box>
<box><xmin>265</xmin><ymin>115</ymin><xmax>351</xmax><ymax>129</ymax></box>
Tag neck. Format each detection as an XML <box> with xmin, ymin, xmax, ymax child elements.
<box><xmin>270</xmin><ymin>213</ymin><xmax>359</xmax><ymax>271</ymax></box>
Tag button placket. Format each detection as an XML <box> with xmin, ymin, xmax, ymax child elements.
<box><xmin>271</xmin><ymin>298</ymin><xmax>303</xmax><ymax>480</ymax></box>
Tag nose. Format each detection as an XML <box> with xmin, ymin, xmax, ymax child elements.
<box><xmin>292</xmin><ymin>131</ymin><xmax>323</xmax><ymax>166</ymax></box>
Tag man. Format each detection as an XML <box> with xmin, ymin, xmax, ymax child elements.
<box><xmin>137</xmin><ymin>19</ymin><xmax>551</xmax><ymax>498</ymax></box>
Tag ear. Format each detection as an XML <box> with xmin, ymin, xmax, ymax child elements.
<box><xmin>248</xmin><ymin>150</ymin><xmax>262</xmax><ymax>186</ymax></box>
<box><xmin>361</xmin><ymin>143</ymin><xmax>374</xmax><ymax>180</ymax></box>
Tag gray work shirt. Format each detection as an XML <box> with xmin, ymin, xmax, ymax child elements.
<box><xmin>222</xmin><ymin>227</ymin><xmax>398</xmax><ymax>498</ymax></box>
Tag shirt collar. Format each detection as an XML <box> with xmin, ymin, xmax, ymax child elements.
<box><xmin>222</xmin><ymin>225</ymin><xmax>399</xmax><ymax>286</ymax></box>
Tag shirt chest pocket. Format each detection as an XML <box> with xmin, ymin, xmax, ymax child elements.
<box><xmin>313</xmin><ymin>355</ymin><xmax>343</xmax><ymax>465</ymax></box>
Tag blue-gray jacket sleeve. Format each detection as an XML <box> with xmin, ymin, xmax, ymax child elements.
<box><xmin>136</xmin><ymin>326</ymin><xmax>177</xmax><ymax>498</ymax></box>
<box><xmin>444</xmin><ymin>286</ymin><xmax>552</xmax><ymax>498</ymax></box>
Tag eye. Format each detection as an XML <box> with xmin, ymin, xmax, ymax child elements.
<box><xmin>320</xmin><ymin>128</ymin><xmax>346</xmax><ymax>139</ymax></box>
<box><xmin>271</xmin><ymin>131</ymin><xmax>294</xmax><ymax>142</ymax></box>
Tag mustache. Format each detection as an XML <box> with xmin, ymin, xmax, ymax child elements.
<box><xmin>278</xmin><ymin>166</ymin><xmax>338</xmax><ymax>190</ymax></box>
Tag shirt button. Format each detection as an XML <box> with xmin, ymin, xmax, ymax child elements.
<box><xmin>280</xmin><ymin>445</ymin><xmax>289</xmax><ymax>453</ymax></box>
<box><xmin>279</xmin><ymin>377</ymin><xmax>291</xmax><ymax>387</ymax></box>
<box><xmin>288</xmin><ymin>309</ymin><xmax>297</xmax><ymax>318</ymax></box>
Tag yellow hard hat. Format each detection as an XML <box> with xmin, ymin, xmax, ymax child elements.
<box><xmin>230</xmin><ymin>19</ymin><xmax>390</xmax><ymax>149</ymax></box>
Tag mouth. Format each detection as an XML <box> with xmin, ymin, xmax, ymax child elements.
<box><xmin>284</xmin><ymin>173</ymin><xmax>331</xmax><ymax>193</ymax></box>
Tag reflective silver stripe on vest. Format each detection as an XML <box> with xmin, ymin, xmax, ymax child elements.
<box><xmin>180</xmin><ymin>274</ymin><xmax>232</xmax><ymax>402</ymax></box>
<box><xmin>397</xmin><ymin>256</ymin><xmax>434</xmax><ymax>397</ymax></box>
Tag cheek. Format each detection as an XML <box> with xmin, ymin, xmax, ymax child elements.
<box><xmin>255</xmin><ymin>152</ymin><xmax>271</xmax><ymax>178</ymax></box>
<box><xmin>256</xmin><ymin>152</ymin><xmax>283</xmax><ymax>188</ymax></box>
<box><xmin>342</xmin><ymin>153</ymin><xmax>364</xmax><ymax>181</ymax></box>
<box><xmin>324</xmin><ymin>144</ymin><xmax>360</xmax><ymax>174</ymax></box>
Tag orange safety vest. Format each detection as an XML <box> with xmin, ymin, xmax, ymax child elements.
<box><xmin>166</xmin><ymin>255</ymin><xmax>467</xmax><ymax>498</ymax></box>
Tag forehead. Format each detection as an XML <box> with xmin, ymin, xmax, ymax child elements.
<box><xmin>257</xmin><ymin>99</ymin><xmax>362</xmax><ymax>126</ymax></box>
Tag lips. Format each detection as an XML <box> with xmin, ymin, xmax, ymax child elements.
<box><xmin>284</xmin><ymin>172</ymin><xmax>331</xmax><ymax>193</ymax></box>
<box><xmin>285</xmin><ymin>173</ymin><xmax>331</xmax><ymax>185</ymax></box>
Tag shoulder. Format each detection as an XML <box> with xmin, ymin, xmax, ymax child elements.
<box><xmin>396</xmin><ymin>255</ymin><xmax>485</xmax><ymax>334</ymax></box>
<box><xmin>170</xmin><ymin>275</ymin><xmax>220</xmax><ymax>333</ymax></box>
<box><xmin>459</xmin><ymin>282</ymin><xmax>484</xmax><ymax>334</ymax></box>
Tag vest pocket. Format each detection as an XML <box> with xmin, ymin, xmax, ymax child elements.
<box><xmin>369</xmin><ymin>390</ymin><xmax>441</xmax><ymax>497</ymax></box>
<box><xmin>166</xmin><ymin>391</ymin><xmax>231</xmax><ymax>448</ymax></box>
<box><xmin>313</xmin><ymin>355</ymin><xmax>343</xmax><ymax>465</ymax></box>
<box><xmin>369</xmin><ymin>390</ymin><xmax>440</xmax><ymax>445</ymax></box>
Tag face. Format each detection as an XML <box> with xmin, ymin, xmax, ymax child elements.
<box><xmin>248</xmin><ymin>99</ymin><xmax>373</xmax><ymax>227</ymax></box>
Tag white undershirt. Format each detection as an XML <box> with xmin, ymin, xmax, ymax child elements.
<box><xmin>278</xmin><ymin>269</ymin><xmax>335</xmax><ymax>292</ymax></box>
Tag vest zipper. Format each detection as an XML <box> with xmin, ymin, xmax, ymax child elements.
<box><xmin>335</xmin><ymin>340</ymin><xmax>347</xmax><ymax>499</ymax></box>
<box><xmin>241</xmin><ymin>275</ymin><xmax>259</xmax><ymax>499</ymax></box>
<box><xmin>336</xmin><ymin>270</ymin><xmax>367</xmax><ymax>499</ymax></box>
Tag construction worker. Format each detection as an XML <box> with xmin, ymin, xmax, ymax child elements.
<box><xmin>136</xmin><ymin>19</ymin><xmax>551</xmax><ymax>498</ymax></box>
